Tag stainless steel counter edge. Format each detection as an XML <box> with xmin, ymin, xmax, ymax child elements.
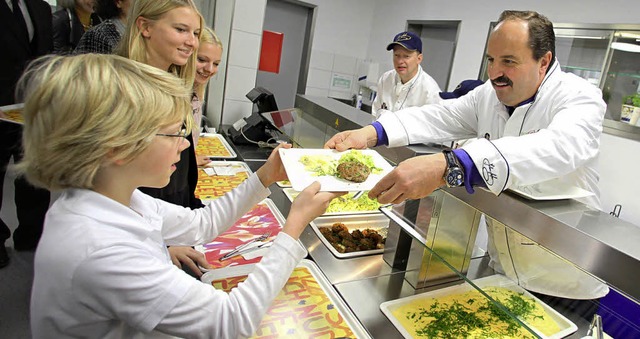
<box><xmin>443</xmin><ymin>186</ymin><xmax>640</xmax><ymax>299</ymax></box>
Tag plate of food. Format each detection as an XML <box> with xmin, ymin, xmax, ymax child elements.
<box><xmin>0</xmin><ymin>103</ymin><xmax>24</xmax><ymax>125</ymax></box>
<box><xmin>278</xmin><ymin>148</ymin><xmax>394</xmax><ymax>192</ymax></box>
<box><xmin>380</xmin><ymin>274</ymin><xmax>577</xmax><ymax>339</ymax></box>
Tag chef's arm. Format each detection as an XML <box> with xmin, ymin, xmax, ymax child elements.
<box><xmin>371</xmin><ymin>121</ymin><xmax>486</xmax><ymax>195</ymax></box>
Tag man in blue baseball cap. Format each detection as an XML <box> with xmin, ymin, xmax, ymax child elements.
<box><xmin>371</xmin><ymin>31</ymin><xmax>442</xmax><ymax>118</ymax></box>
<box><xmin>439</xmin><ymin>79</ymin><xmax>485</xmax><ymax>99</ymax></box>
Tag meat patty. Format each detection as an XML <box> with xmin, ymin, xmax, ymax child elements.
<box><xmin>336</xmin><ymin>160</ymin><xmax>371</xmax><ymax>183</ymax></box>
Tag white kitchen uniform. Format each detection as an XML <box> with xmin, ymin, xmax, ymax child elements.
<box><xmin>31</xmin><ymin>174</ymin><xmax>307</xmax><ymax>339</ymax></box>
<box><xmin>377</xmin><ymin>60</ymin><xmax>609</xmax><ymax>299</ymax></box>
<box><xmin>371</xmin><ymin>65</ymin><xmax>442</xmax><ymax>118</ymax></box>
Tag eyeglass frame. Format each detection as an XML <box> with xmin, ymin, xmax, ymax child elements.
<box><xmin>155</xmin><ymin>123</ymin><xmax>189</xmax><ymax>138</ymax></box>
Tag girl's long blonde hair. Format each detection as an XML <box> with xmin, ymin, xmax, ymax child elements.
<box><xmin>115</xmin><ymin>0</ymin><xmax>204</xmax><ymax>89</ymax></box>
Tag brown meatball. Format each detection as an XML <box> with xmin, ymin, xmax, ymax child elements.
<box><xmin>337</xmin><ymin>230</ymin><xmax>351</xmax><ymax>240</ymax></box>
<box><xmin>358</xmin><ymin>237</ymin><xmax>375</xmax><ymax>250</ymax></box>
<box><xmin>319</xmin><ymin>227</ymin><xmax>332</xmax><ymax>237</ymax></box>
<box><xmin>351</xmin><ymin>229</ymin><xmax>363</xmax><ymax>239</ymax></box>
<box><xmin>336</xmin><ymin>160</ymin><xmax>371</xmax><ymax>183</ymax></box>
<box><xmin>331</xmin><ymin>223</ymin><xmax>348</xmax><ymax>234</ymax></box>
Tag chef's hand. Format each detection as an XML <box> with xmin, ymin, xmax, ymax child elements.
<box><xmin>284</xmin><ymin>182</ymin><xmax>345</xmax><ymax>239</ymax></box>
<box><xmin>168</xmin><ymin>246</ymin><xmax>211</xmax><ymax>277</ymax></box>
<box><xmin>369</xmin><ymin>153</ymin><xmax>447</xmax><ymax>205</ymax></box>
<box><xmin>256</xmin><ymin>142</ymin><xmax>291</xmax><ymax>187</ymax></box>
<box><xmin>0</xmin><ymin>109</ymin><xmax>7</xmax><ymax>120</ymax></box>
<box><xmin>324</xmin><ymin>125</ymin><xmax>378</xmax><ymax>151</ymax></box>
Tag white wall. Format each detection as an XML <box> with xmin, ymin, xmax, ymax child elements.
<box><xmin>599</xmin><ymin>134</ymin><xmax>640</xmax><ymax>225</ymax></box>
<box><xmin>366</xmin><ymin>0</ymin><xmax>640</xmax><ymax>91</ymax></box>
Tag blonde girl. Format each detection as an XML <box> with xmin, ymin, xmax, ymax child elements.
<box><xmin>192</xmin><ymin>26</ymin><xmax>223</xmax><ymax>164</ymax></box>
<box><xmin>116</xmin><ymin>0</ymin><xmax>208</xmax><ymax>274</ymax></box>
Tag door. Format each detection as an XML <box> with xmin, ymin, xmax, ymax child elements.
<box><xmin>256</xmin><ymin>0</ymin><xmax>314</xmax><ymax>110</ymax></box>
<box><xmin>408</xmin><ymin>21</ymin><xmax>460</xmax><ymax>90</ymax></box>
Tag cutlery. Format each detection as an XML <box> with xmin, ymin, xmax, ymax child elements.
<box><xmin>219</xmin><ymin>231</ymin><xmax>271</xmax><ymax>261</ymax></box>
<box><xmin>351</xmin><ymin>191</ymin><xmax>364</xmax><ymax>200</ymax></box>
<box><xmin>221</xmin><ymin>240</ymin><xmax>274</xmax><ymax>260</ymax></box>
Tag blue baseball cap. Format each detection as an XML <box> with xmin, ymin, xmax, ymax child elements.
<box><xmin>386</xmin><ymin>31</ymin><xmax>422</xmax><ymax>54</ymax></box>
<box><xmin>439</xmin><ymin>79</ymin><xmax>484</xmax><ymax>99</ymax></box>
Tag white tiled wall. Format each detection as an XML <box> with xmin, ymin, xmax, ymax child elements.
<box><xmin>305</xmin><ymin>49</ymin><xmax>373</xmax><ymax>101</ymax></box>
<box><xmin>219</xmin><ymin>0</ymin><xmax>267</xmax><ymax>125</ymax></box>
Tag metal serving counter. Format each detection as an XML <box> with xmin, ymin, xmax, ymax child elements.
<box><xmin>220</xmin><ymin>94</ymin><xmax>640</xmax><ymax>338</ymax></box>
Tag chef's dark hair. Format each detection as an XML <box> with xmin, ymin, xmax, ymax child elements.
<box><xmin>498</xmin><ymin>10</ymin><xmax>555</xmax><ymax>71</ymax></box>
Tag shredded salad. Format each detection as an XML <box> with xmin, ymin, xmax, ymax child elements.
<box><xmin>299</xmin><ymin>150</ymin><xmax>382</xmax><ymax>177</ymax></box>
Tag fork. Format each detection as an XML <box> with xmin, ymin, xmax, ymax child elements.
<box><xmin>219</xmin><ymin>231</ymin><xmax>271</xmax><ymax>261</ymax></box>
<box><xmin>351</xmin><ymin>191</ymin><xmax>365</xmax><ymax>200</ymax></box>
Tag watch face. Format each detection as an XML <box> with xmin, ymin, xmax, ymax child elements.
<box><xmin>446</xmin><ymin>168</ymin><xmax>464</xmax><ymax>187</ymax></box>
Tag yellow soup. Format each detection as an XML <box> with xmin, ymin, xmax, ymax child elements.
<box><xmin>392</xmin><ymin>287</ymin><xmax>561</xmax><ymax>338</ymax></box>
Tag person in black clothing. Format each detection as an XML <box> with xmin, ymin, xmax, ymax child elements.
<box><xmin>74</xmin><ymin>0</ymin><xmax>131</xmax><ymax>55</ymax></box>
<box><xmin>52</xmin><ymin>0</ymin><xmax>101</xmax><ymax>54</ymax></box>
<box><xmin>0</xmin><ymin>0</ymin><xmax>53</xmax><ymax>268</ymax></box>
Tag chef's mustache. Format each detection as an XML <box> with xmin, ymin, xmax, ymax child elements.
<box><xmin>491</xmin><ymin>76</ymin><xmax>513</xmax><ymax>87</ymax></box>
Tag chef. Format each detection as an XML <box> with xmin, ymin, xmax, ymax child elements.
<box><xmin>371</xmin><ymin>31</ymin><xmax>442</xmax><ymax>118</ymax></box>
<box><xmin>326</xmin><ymin>10</ymin><xmax>608</xmax><ymax>301</ymax></box>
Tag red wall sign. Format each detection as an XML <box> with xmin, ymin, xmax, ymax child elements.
<box><xmin>259</xmin><ymin>30</ymin><xmax>284</xmax><ymax>74</ymax></box>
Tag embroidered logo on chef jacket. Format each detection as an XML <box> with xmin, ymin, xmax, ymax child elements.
<box><xmin>482</xmin><ymin>158</ymin><xmax>498</xmax><ymax>186</ymax></box>
<box><xmin>524</xmin><ymin>129</ymin><xmax>540</xmax><ymax>135</ymax></box>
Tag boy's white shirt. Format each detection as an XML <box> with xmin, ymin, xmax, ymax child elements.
<box><xmin>30</xmin><ymin>174</ymin><xmax>307</xmax><ymax>339</ymax></box>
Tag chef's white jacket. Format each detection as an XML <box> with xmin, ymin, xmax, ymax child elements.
<box><xmin>377</xmin><ymin>60</ymin><xmax>605</xmax><ymax>209</ymax></box>
<box><xmin>377</xmin><ymin>60</ymin><xmax>609</xmax><ymax>299</ymax></box>
<box><xmin>30</xmin><ymin>174</ymin><xmax>307</xmax><ymax>339</ymax></box>
<box><xmin>371</xmin><ymin>65</ymin><xmax>442</xmax><ymax>117</ymax></box>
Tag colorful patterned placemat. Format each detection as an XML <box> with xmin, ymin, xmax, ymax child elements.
<box><xmin>195</xmin><ymin>162</ymin><xmax>250</xmax><ymax>200</ymax></box>
<box><xmin>196</xmin><ymin>133</ymin><xmax>236</xmax><ymax>158</ymax></box>
<box><xmin>211</xmin><ymin>266</ymin><xmax>359</xmax><ymax>338</ymax></box>
<box><xmin>196</xmin><ymin>200</ymin><xmax>284</xmax><ymax>269</ymax></box>
<box><xmin>0</xmin><ymin>104</ymin><xmax>24</xmax><ymax>124</ymax></box>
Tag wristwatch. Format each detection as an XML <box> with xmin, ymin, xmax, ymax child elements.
<box><xmin>443</xmin><ymin>150</ymin><xmax>464</xmax><ymax>187</ymax></box>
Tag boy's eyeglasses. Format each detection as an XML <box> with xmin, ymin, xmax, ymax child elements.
<box><xmin>156</xmin><ymin>124</ymin><xmax>189</xmax><ymax>138</ymax></box>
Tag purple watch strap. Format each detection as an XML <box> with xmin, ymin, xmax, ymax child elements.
<box><xmin>452</xmin><ymin>149</ymin><xmax>485</xmax><ymax>194</ymax></box>
<box><xmin>371</xmin><ymin>121</ymin><xmax>388</xmax><ymax>146</ymax></box>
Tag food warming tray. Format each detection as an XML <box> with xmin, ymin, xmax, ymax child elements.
<box><xmin>195</xmin><ymin>161</ymin><xmax>251</xmax><ymax>201</ymax></box>
<box><xmin>196</xmin><ymin>133</ymin><xmax>237</xmax><ymax>159</ymax></box>
<box><xmin>283</xmin><ymin>188</ymin><xmax>388</xmax><ymax>216</ymax></box>
<box><xmin>380</xmin><ymin>274</ymin><xmax>577</xmax><ymax>339</ymax></box>
<box><xmin>310</xmin><ymin>214</ymin><xmax>389</xmax><ymax>259</ymax></box>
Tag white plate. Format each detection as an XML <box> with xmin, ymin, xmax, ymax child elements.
<box><xmin>380</xmin><ymin>274</ymin><xmax>577</xmax><ymax>339</ymax></box>
<box><xmin>508</xmin><ymin>178</ymin><xmax>594</xmax><ymax>201</ymax></box>
<box><xmin>279</xmin><ymin>148</ymin><xmax>394</xmax><ymax>192</ymax></box>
